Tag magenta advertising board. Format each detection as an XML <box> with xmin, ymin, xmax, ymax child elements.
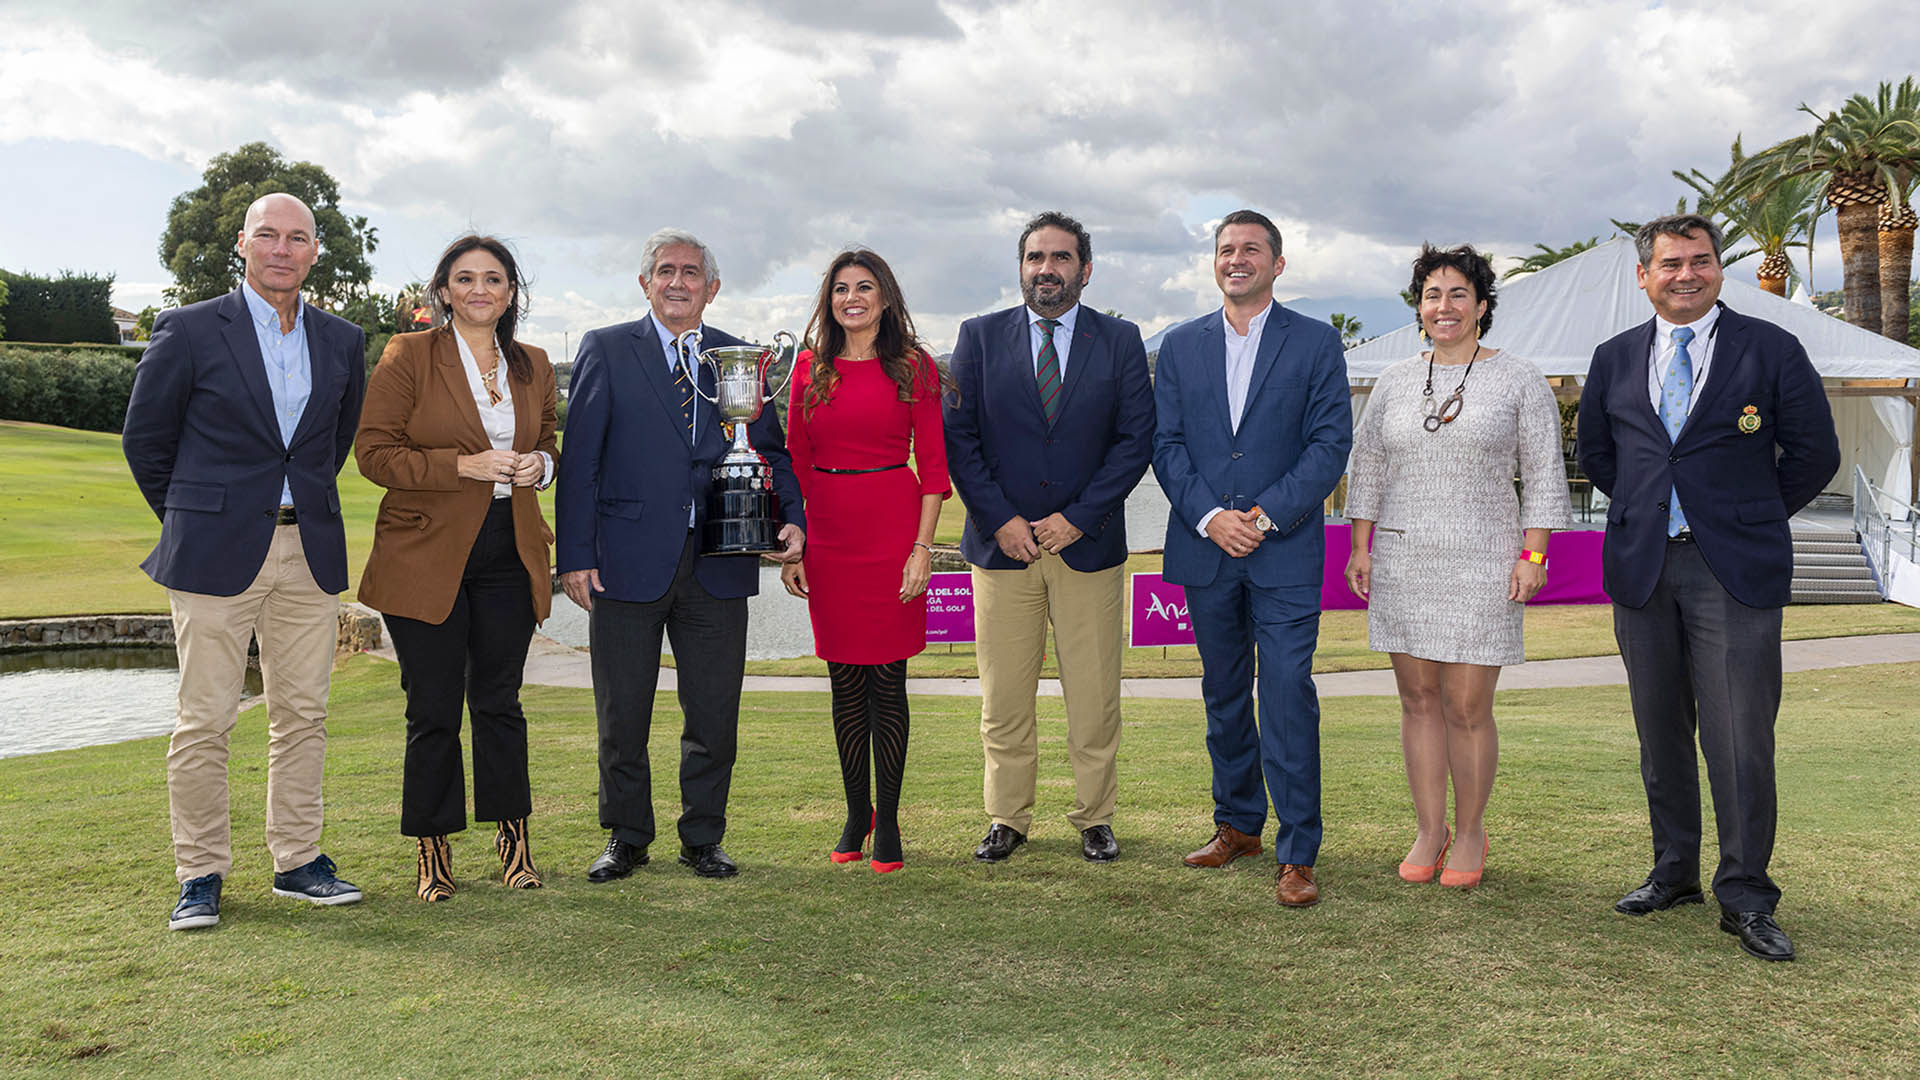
<box><xmin>923</xmin><ymin>571</ymin><xmax>977</xmax><ymax>643</ymax></box>
<box><xmin>1129</xmin><ymin>573</ymin><xmax>1193</xmax><ymax>647</ymax></box>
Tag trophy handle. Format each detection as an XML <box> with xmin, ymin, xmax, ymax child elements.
<box><xmin>677</xmin><ymin>328</ymin><xmax>719</xmax><ymax>404</ymax></box>
<box><xmin>761</xmin><ymin>330</ymin><xmax>798</xmax><ymax>403</ymax></box>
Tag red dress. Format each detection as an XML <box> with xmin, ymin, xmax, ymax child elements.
<box><xmin>787</xmin><ymin>350</ymin><xmax>951</xmax><ymax>664</ymax></box>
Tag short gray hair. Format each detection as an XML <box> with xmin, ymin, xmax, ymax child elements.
<box><xmin>639</xmin><ymin>228</ymin><xmax>718</xmax><ymax>284</ymax></box>
<box><xmin>1634</xmin><ymin>214</ymin><xmax>1724</xmax><ymax>268</ymax></box>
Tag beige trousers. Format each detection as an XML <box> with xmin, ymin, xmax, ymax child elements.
<box><xmin>167</xmin><ymin>524</ymin><xmax>339</xmax><ymax>881</ymax></box>
<box><xmin>973</xmin><ymin>558</ymin><xmax>1125</xmax><ymax>834</ymax></box>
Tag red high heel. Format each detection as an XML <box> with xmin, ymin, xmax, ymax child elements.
<box><xmin>1440</xmin><ymin>834</ymin><xmax>1490</xmax><ymax>889</ymax></box>
<box><xmin>829</xmin><ymin>809</ymin><xmax>877</xmax><ymax>864</ymax></box>
<box><xmin>1397</xmin><ymin>828</ymin><xmax>1451</xmax><ymax>883</ymax></box>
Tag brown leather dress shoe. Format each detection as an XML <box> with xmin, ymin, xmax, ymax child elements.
<box><xmin>1276</xmin><ymin>863</ymin><xmax>1320</xmax><ymax>907</ymax></box>
<box><xmin>1183</xmin><ymin>823</ymin><xmax>1263</xmax><ymax>868</ymax></box>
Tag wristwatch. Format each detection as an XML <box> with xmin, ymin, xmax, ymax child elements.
<box><xmin>1254</xmin><ymin>512</ymin><xmax>1273</xmax><ymax>532</ymax></box>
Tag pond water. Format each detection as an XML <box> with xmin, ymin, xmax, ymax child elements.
<box><xmin>0</xmin><ymin>648</ymin><xmax>263</xmax><ymax>759</ymax></box>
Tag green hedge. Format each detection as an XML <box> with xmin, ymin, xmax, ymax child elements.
<box><xmin>0</xmin><ymin>269</ymin><xmax>118</xmax><ymax>345</ymax></box>
<box><xmin>0</xmin><ymin>345</ymin><xmax>138</xmax><ymax>433</ymax></box>
<box><xmin>0</xmin><ymin>340</ymin><xmax>146</xmax><ymax>359</ymax></box>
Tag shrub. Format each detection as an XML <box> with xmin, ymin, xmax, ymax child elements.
<box><xmin>0</xmin><ymin>345</ymin><xmax>139</xmax><ymax>433</ymax></box>
<box><xmin>0</xmin><ymin>270</ymin><xmax>118</xmax><ymax>345</ymax></box>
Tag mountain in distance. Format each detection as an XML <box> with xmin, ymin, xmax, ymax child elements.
<box><xmin>1141</xmin><ymin>294</ymin><xmax>1416</xmax><ymax>352</ymax></box>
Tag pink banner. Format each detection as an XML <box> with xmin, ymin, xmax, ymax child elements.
<box><xmin>923</xmin><ymin>571</ymin><xmax>976</xmax><ymax>643</ymax></box>
<box><xmin>1127</xmin><ymin>527</ymin><xmax>1609</xmax><ymax>647</ymax></box>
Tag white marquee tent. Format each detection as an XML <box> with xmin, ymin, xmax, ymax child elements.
<box><xmin>1342</xmin><ymin>237</ymin><xmax>1920</xmax><ymax>515</ymax></box>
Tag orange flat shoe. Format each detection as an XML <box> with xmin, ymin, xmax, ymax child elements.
<box><xmin>1397</xmin><ymin>828</ymin><xmax>1452</xmax><ymax>884</ymax></box>
<box><xmin>1439</xmin><ymin>834</ymin><xmax>1490</xmax><ymax>889</ymax></box>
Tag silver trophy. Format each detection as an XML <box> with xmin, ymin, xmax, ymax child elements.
<box><xmin>678</xmin><ymin>328</ymin><xmax>798</xmax><ymax>555</ymax></box>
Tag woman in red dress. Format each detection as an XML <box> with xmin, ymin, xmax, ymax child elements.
<box><xmin>780</xmin><ymin>249</ymin><xmax>950</xmax><ymax>873</ymax></box>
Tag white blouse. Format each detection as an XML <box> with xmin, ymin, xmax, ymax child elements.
<box><xmin>452</xmin><ymin>331</ymin><xmax>519</xmax><ymax>499</ymax></box>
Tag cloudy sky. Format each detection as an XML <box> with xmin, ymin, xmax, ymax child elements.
<box><xmin>2</xmin><ymin>0</ymin><xmax>1916</xmax><ymax>358</ymax></box>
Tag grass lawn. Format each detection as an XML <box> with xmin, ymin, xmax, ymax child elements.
<box><xmin>3</xmin><ymin>656</ymin><xmax>1917</xmax><ymax>1075</ymax></box>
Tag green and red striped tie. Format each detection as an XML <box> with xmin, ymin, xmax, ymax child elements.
<box><xmin>1036</xmin><ymin>317</ymin><xmax>1062</xmax><ymax>424</ymax></box>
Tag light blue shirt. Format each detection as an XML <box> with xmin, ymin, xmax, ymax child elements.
<box><xmin>1027</xmin><ymin>303</ymin><xmax>1080</xmax><ymax>379</ymax></box>
<box><xmin>242</xmin><ymin>281</ymin><xmax>310</xmax><ymax>507</ymax></box>
<box><xmin>653</xmin><ymin>318</ymin><xmax>706</xmax><ymax>527</ymax></box>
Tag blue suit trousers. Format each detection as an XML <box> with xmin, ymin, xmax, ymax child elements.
<box><xmin>1185</xmin><ymin>561</ymin><xmax>1322</xmax><ymax>865</ymax></box>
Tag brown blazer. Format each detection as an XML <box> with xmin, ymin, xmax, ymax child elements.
<box><xmin>355</xmin><ymin>327</ymin><xmax>559</xmax><ymax>624</ymax></box>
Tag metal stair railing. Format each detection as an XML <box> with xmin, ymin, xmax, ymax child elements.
<box><xmin>1852</xmin><ymin>465</ymin><xmax>1920</xmax><ymax>594</ymax></box>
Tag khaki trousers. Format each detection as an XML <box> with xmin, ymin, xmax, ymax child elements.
<box><xmin>167</xmin><ymin>524</ymin><xmax>338</xmax><ymax>881</ymax></box>
<box><xmin>973</xmin><ymin>558</ymin><xmax>1125</xmax><ymax>834</ymax></box>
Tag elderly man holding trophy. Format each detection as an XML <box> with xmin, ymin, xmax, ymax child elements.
<box><xmin>555</xmin><ymin>228</ymin><xmax>805</xmax><ymax>882</ymax></box>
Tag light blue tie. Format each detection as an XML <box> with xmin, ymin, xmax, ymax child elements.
<box><xmin>1660</xmin><ymin>326</ymin><xmax>1695</xmax><ymax>537</ymax></box>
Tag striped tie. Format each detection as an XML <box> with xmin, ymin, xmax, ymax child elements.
<box><xmin>673</xmin><ymin>341</ymin><xmax>696</xmax><ymax>440</ymax></box>
<box><xmin>1660</xmin><ymin>326</ymin><xmax>1695</xmax><ymax>536</ymax></box>
<box><xmin>1035</xmin><ymin>317</ymin><xmax>1062</xmax><ymax>424</ymax></box>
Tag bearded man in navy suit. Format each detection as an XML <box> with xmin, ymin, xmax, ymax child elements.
<box><xmin>1578</xmin><ymin>214</ymin><xmax>1838</xmax><ymax>961</ymax></box>
<box><xmin>1151</xmin><ymin>209</ymin><xmax>1352</xmax><ymax>908</ymax></box>
<box><xmin>556</xmin><ymin>228</ymin><xmax>804</xmax><ymax>883</ymax></box>
<box><xmin>124</xmin><ymin>192</ymin><xmax>368</xmax><ymax>930</ymax></box>
<box><xmin>943</xmin><ymin>211</ymin><xmax>1156</xmax><ymax>864</ymax></box>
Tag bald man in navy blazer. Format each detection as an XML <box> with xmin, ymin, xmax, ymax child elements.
<box><xmin>1578</xmin><ymin>214</ymin><xmax>1838</xmax><ymax>961</ymax></box>
<box><xmin>123</xmin><ymin>192</ymin><xmax>367</xmax><ymax>930</ymax></box>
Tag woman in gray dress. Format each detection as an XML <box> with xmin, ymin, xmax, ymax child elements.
<box><xmin>1344</xmin><ymin>244</ymin><xmax>1571</xmax><ymax>889</ymax></box>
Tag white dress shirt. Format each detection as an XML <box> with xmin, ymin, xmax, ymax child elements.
<box><xmin>1645</xmin><ymin>304</ymin><xmax>1721</xmax><ymax>416</ymax></box>
<box><xmin>1028</xmin><ymin>303</ymin><xmax>1081</xmax><ymax>378</ymax></box>
<box><xmin>1196</xmin><ymin>300</ymin><xmax>1275</xmax><ymax>536</ymax></box>
<box><xmin>654</xmin><ymin>320</ymin><xmax>706</xmax><ymax>527</ymax></box>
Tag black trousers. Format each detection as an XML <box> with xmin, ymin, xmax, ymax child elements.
<box><xmin>590</xmin><ymin>532</ymin><xmax>748</xmax><ymax>850</ymax></box>
<box><xmin>1613</xmin><ymin>539</ymin><xmax>1783</xmax><ymax>913</ymax></box>
<box><xmin>384</xmin><ymin>499</ymin><xmax>537</xmax><ymax>837</ymax></box>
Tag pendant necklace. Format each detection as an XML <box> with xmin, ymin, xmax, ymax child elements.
<box><xmin>1422</xmin><ymin>345</ymin><xmax>1480</xmax><ymax>432</ymax></box>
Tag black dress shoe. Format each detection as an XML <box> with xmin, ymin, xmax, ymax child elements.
<box><xmin>974</xmin><ymin>823</ymin><xmax>1027</xmax><ymax>862</ymax></box>
<box><xmin>1080</xmin><ymin>825</ymin><xmax>1119</xmax><ymax>863</ymax></box>
<box><xmin>1720</xmin><ymin>910</ymin><xmax>1795</xmax><ymax>961</ymax></box>
<box><xmin>587</xmin><ymin>837</ymin><xmax>647</xmax><ymax>883</ymax></box>
<box><xmin>1614</xmin><ymin>875</ymin><xmax>1704</xmax><ymax>915</ymax></box>
<box><xmin>678</xmin><ymin>843</ymin><xmax>739</xmax><ymax>878</ymax></box>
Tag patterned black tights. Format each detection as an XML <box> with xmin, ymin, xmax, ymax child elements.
<box><xmin>827</xmin><ymin>659</ymin><xmax>909</xmax><ymax>864</ymax></box>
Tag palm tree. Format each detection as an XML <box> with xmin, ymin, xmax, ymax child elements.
<box><xmin>1330</xmin><ymin>312</ymin><xmax>1365</xmax><ymax>347</ymax></box>
<box><xmin>1501</xmin><ymin>237</ymin><xmax>1602</xmax><ymax>281</ymax></box>
<box><xmin>1673</xmin><ymin>137</ymin><xmax>1821</xmax><ymax>296</ymax></box>
<box><xmin>1880</xmin><ymin>174</ymin><xmax>1917</xmax><ymax>345</ymax></box>
<box><xmin>1732</xmin><ymin>77</ymin><xmax>1920</xmax><ymax>335</ymax></box>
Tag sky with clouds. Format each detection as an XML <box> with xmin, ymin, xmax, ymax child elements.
<box><xmin>2</xmin><ymin>0</ymin><xmax>1917</xmax><ymax>358</ymax></box>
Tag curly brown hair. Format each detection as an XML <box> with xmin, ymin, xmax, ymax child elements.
<box><xmin>1408</xmin><ymin>243</ymin><xmax>1497</xmax><ymax>337</ymax></box>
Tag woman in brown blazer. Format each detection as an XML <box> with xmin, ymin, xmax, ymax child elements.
<box><xmin>356</xmin><ymin>234</ymin><xmax>558</xmax><ymax>902</ymax></box>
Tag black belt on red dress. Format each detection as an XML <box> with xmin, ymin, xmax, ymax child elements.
<box><xmin>814</xmin><ymin>463</ymin><xmax>907</xmax><ymax>474</ymax></box>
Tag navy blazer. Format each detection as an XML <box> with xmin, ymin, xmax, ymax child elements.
<box><xmin>1577</xmin><ymin>302</ymin><xmax>1838</xmax><ymax>609</ymax></box>
<box><xmin>122</xmin><ymin>288</ymin><xmax>366</xmax><ymax>596</ymax></box>
<box><xmin>554</xmin><ymin>315</ymin><xmax>804</xmax><ymax>604</ymax></box>
<box><xmin>943</xmin><ymin>305</ymin><xmax>1156</xmax><ymax>572</ymax></box>
<box><xmin>1152</xmin><ymin>304</ymin><xmax>1352</xmax><ymax>589</ymax></box>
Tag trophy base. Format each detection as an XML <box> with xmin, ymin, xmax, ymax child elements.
<box><xmin>702</xmin><ymin>457</ymin><xmax>784</xmax><ymax>556</ymax></box>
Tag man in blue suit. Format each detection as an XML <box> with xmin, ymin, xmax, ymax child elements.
<box><xmin>556</xmin><ymin>228</ymin><xmax>804</xmax><ymax>882</ymax></box>
<box><xmin>123</xmin><ymin>192</ymin><xmax>368</xmax><ymax>930</ymax></box>
<box><xmin>944</xmin><ymin>211</ymin><xmax>1156</xmax><ymax>864</ymax></box>
<box><xmin>1152</xmin><ymin>209</ymin><xmax>1351</xmax><ymax>907</ymax></box>
<box><xmin>1578</xmin><ymin>214</ymin><xmax>1838</xmax><ymax>961</ymax></box>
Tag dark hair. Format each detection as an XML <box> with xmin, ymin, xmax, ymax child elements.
<box><xmin>1408</xmin><ymin>243</ymin><xmax>1498</xmax><ymax>336</ymax></box>
<box><xmin>429</xmin><ymin>234</ymin><xmax>532</xmax><ymax>384</ymax></box>
<box><xmin>1634</xmin><ymin>213</ymin><xmax>1725</xmax><ymax>268</ymax></box>
<box><xmin>801</xmin><ymin>249</ymin><xmax>945</xmax><ymax>418</ymax></box>
<box><xmin>1214</xmin><ymin>209</ymin><xmax>1283</xmax><ymax>257</ymax></box>
<box><xmin>1018</xmin><ymin>210</ymin><xmax>1092</xmax><ymax>265</ymax></box>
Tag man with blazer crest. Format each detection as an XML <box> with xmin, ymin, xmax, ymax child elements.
<box><xmin>1151</xmin><ymin>209</ymin><xmax>1352</xmax><ymax>907</ymax></box>
<box><xmin>1578</xmin><ymin>214</ymin><xmax>1838</xmax><ymax>961</ymax></box>
<box><xmin>123</xmin><ymin>192</ymin><xmax>368</xmax><ymax>930</ymax></box>
<box><xmin>943</xmin><ymin>211</ymin><xmax>1156</xmax><ymax>864</ymax></box>
<box><xmin>555</xmin><ymin>228</ymin><xmax>804</xmax><ymax>882</ymax></box>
